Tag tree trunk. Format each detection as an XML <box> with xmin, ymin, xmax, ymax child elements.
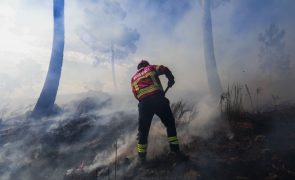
<box><xmin>32</xmin><ymin>0</ymin><xmax>65</xmax><ymax>116</ymax></box>
<box><xmin>111</xmin><ymin>44</ymin><xmax>117</xmax><ymax>89</ymax></box>
<box><xmin>201</xmin><ymin>0</ymin><xmax>223</xmax><ymax>96</ymax></box>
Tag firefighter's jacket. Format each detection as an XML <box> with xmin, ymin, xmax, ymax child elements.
<box><xmin>131</xmin><ymin>65</ymin><xmax>174</xmax><ymax>100</ymax></box>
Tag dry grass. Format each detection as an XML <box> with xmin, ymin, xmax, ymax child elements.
<box><xmin>219</xmin><ymin>83</ymin><xmax>269</xmax><ymax>123</ymax></box>
<box><xmin>220</xmin><ymin>83</ymin><xmax>244</xmax><ymax>123</ymax></box>
<box><xmin>171</xmin><ymin>100</ymin><xmax>196</xmax><ymax>127</ymax></box>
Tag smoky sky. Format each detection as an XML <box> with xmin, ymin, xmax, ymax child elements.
<box><xmin>0</xmin><ymin>0</ymin><xmax>294</xmax><ymax>103</ymax></box>
<box><xmin>112</xmin><ymin>27</ymin><xmax>140</xmax><ymax>59</ymax></box>
<box><xmin>77</xmin><ymin>0</ymin><xmax>140</xmax><ymax>63</ymax></box>
<box><xmin>230</xmin><ymin>0</ymin><xmax>295</xmax><ymax>34</ymax></box>
<box><xmin>144</xmin><ymin>0</ymin><xmax>191</xmax><ymax>30</ymax></box>
<box><xmin>103</xmin><ymin>0</ymin><xmax>126</xmax><ymax>20</ymax></box>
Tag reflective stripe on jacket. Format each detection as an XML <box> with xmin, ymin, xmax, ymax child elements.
<box><xmin>131</xmin><ymin>64</ymin><xmax>173</xmax><ymax>100</ymax></box>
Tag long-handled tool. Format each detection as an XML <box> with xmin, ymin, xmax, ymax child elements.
<box><xmin>164</xmin><ymin>86</ymin><xmax>170</xmax><ymax>95</ymax></box>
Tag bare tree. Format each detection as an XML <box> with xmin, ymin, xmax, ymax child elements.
<box><xmin>200</xmin><ymin>0</ymin><xmax>229</xmax><ymax>96</ymax></box>
<box><xmin>32</xmin><ymin>0</ymin><xmax>65</xmax><ymax>116</ymax></box>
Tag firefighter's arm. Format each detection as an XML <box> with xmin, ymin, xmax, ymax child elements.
<box><xmin>154</xmin><ymin>65</ymin><xmax>175</xmax><ymax>87</ymax></box>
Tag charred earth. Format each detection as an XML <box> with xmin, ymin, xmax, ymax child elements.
<box><xmin>0</xmin><ymin>97</ymin><xmax>295</xmax><ymax>180</ymax></box>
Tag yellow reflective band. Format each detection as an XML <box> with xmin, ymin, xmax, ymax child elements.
<box><xmin>168</xmin><ymin>136</ymin><xmax>179</xmax><ymax>145</ymax></box>
<box><xmin>131</xmin><ymin>69</ymin><xmax>164</xmax><ymax>99</ymax></box>
<box><xmin>132</xmin><ymin>71</ymin><xmax>156</xmax><ymax>86</ymax></box>
<box><xmin>137</xmin><ymin>144</ymin><xmax>147</xmax><ymax>148</ymax></box>
<box><xmin>134</xmin><ymin>84</ymin><xmax>140</xmax><ymax>91</ymax></box>
<box><xmin>138</xmin><ymin>85</ymin><xmax>158</xmax><ymax>94</ymax></box>
<box><xmin>137</xmin><ymin>144</ymin><xmax>147</xmax><ymax>153</ymax></box>
<box><xmin>150</xmin><ymin>75</ymin><xmax>163</xmax><ymax>90</ymax></box>
<box><xmin>137</xmin><ymin>147</ymin><xmax>147</xmax><ymax>150</ymax></box>
<box><xmin>132</xmin><ymin>71</ymin><xmax>161</xmax><ymax>98</ymax></box>
<box><xmin>168</xmin><ymin>136</ymin><xmax>178</xmax><ymax>142</ymax></box>
<box><xmin>137</xmin><ymin>85</ymin><xmax>161</xmax><ymax>98</ymax></box>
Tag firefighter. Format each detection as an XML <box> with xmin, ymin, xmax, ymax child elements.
<box><xmin>131</xmin><ymin>60</ymin><xmax>180</xmax><ymax>163</ymax></box>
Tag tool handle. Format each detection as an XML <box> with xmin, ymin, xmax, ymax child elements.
<box><xmin>164</xmin><ymin>86</ymin><xmax>170</xmax><ymax>95</ymax></box>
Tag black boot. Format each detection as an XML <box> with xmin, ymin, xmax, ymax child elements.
<box><xmin>137</xmin><ymin>152</ymin><xmax>147</xmax><ymax>165</ymax></box>
<box><xmin>170</xmin><ymin>144</ymin><xmax>180</xmax><ymax>153</ymax></box>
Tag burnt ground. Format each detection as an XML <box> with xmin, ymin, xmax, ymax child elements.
<box><xmin>69</xmin><ymin>104</ymin><xmax>295</xmax><ymax>180</ymax></box>
<box><xmin>1</xmin><ymin>100</ymin><xmax>295</xmax><ymax>180</ymax></box>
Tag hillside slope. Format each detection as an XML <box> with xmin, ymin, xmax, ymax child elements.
<box><xmin>66</xmin><ymin>104</ymin><xmax>295</xmax><ymax>180</ymax></box>
<box><xmin>1</xmin><ymin>98</ymin><xmax>295</xmax><ymax>180</ymax></box>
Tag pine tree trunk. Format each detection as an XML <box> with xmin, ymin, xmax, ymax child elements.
<box><xmin>32</xmin><ymin>0</ymin><xmax>65</xmax><ymax>116</ymax></box>
<box><xmin>202</xmin><ymin>0</ymin><xmax>223</xmax><ymax>96</ymax></box>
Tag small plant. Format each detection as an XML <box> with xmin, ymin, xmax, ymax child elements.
<box><xmin>220</xmin><ymin>83</ymin><xmax>244</xmax><ymax>123</ymax></box>
<box><xmin>171</xmin><ymin>101</ymin><xmax>196</xmax><ymax>127</ymax></box>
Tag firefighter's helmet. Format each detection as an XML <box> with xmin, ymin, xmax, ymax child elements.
<box><xmin>137</xmin><ymin>60</ymin><xmax>150</xmax><ymax>70</ymax></box>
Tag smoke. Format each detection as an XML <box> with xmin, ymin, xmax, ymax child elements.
<box><xmin>258</xmin><ymin>23</ymin><xmax>291</xmax><ymax>74</ymax></box>
<box><xmin>103</xmin><ymin>0</ymin><xmax>126</xmax><ymax>20</ymax></box>
<box><xmin>74</xmin><ymin>93</ymin><xmax>233</xmax><ymax>180</ymax></box>
<box><xmin>147</xmin><ymin>96</ymin><xmax>233</xmax><ymax>156</ymax></box>
<box><xmin>187</xmin><ymin>97</ymin><xmax>221</xmax><ymax>138</ymax></box>
<box><xmin>0</xmin><ymin>60</ymin><xmax>44</xmax><ymax>100</ymax></box>
<box><xmin>111</xmin><ymin>27</ymin><xmax>140</xmax><ymax>60</ymax></box>
<box><xmin>1</xmin><ymin>0</ymin><xmax>295</xmax><ymax>102</ymax></box>
<box><xmin>76</xmin><ymin>0</ymin><xmax>140</xmax><ymax>65</ymax></box>
<box><xmin>84</xmin><ymin>131</ymin><xmax>137</xmax><ymax>172</ymax></box>
<box><xmin>65</xmin><ymin>95</ymin><xmax>221</xmax><ymax>179</ymax></box>
<box><xmin>143</xmin><ymin>0</ymin><xmax>191</xmax><ymax>30</ymax></box>
<box><xmin>0</xmin><ymin>74</ymin><xmax>20</xmax><ymax>97</ymax></box>
<box><xmin>0</xmin><ymin>92</ymin><xmax>139</xmax><ymax>180</ymax></box>
<box><xmin>1</xmin><ymin>0</ymin><xmax>295</xmax><ymax>178</ymax></box>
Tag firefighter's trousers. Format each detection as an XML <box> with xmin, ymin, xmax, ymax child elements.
<box><xmin>137</xmin><ymin>93</ymin><xmax>179</xmax><ymax>159</ymax></box>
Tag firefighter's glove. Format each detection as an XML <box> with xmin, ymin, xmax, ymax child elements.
<box><xmin>168</xmin><ymin>79</ymin><xmax>175</xmax><ymax>88</ymax></box>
